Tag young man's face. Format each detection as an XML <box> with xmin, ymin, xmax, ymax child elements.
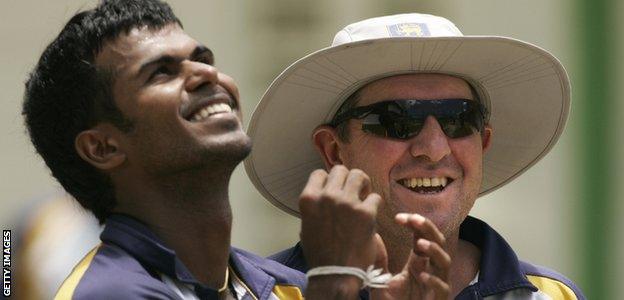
<box><xmin>335</xmin><ymin>74</ymin><xmax>491</xmax><ymax>240</ymax></box>
<box><xmin>95</xmin><ymin>24</ymin><xmax>251</xmax><ymax>176</ymax></box>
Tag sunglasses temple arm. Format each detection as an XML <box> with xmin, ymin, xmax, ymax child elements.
<box><xmin>329</xmin><ymin>107</ymin><xmax>373</xmax><ymax>126</ymax></box>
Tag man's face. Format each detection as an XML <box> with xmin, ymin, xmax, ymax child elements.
<box><xmin>95</xmin><ymin>24</ymin><xmax>251</xmax><ymax>176</ymax></box>
<box><xmin>336</xmin><ymin>74</ymin><xmax>491</xmax><ymax>240</ymax></box>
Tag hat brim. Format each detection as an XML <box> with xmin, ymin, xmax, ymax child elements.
<box><xmin>244</xmin><ymin>36</ymin><xmax>570</xmax><ymax>217</ymax></box>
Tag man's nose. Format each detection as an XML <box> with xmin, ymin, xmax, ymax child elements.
<box><xmin>408</xmin><ymin>115</ymin><xmax>452</xmax><ymax>162</ymax></box>
<box><xmin>183</xmin><ymin>61</ymin><xmax>219</xmax><ymax>92</ymax></box>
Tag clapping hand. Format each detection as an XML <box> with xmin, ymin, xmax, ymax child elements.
<box><xmin>371</xmin><ymin>214</ymin><xmax>450</xmax><ymax>300</ymax></box>
<box><xmin>300</xmin><ymin>165</ymin><xmax>381</xmax><ymax>298</ymax></box>
<box><xmin>300</xmin><ymin>165</ymin><xmax>450</xmax><ymax>299</ymax></box>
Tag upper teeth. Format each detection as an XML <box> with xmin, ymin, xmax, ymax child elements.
<box><xmin>401</xmin><ymin>177</ymin><xmax>448</xmax><ymax>188</ymax></box>
<box><xmin>191</xmin><ymin>103</ymin><xmax>232</xmax><ymax>121</ymax></box>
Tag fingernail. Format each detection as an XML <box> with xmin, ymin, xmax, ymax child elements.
<box><xmin>419</xmin><ymin>272</ymin><xmax>430</xmax><ymax>281</ymax></box>
<box><xmin>417</xmin><ymin>239</ymin><xmax>430</xmax><ymax>249</ymax></box>
<box><xmin>395</xmin><ymin>213</ymin><xmax>409</xmax><ymax>222</ymax></box>
<box><xmin>410</xmin><ymin>214</ymin><xmax>425</xmax><ymax>224</ymax></box>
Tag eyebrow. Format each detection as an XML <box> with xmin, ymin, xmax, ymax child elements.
<box><xmin>137</xmin><ymin>45</ymin><xmax>214</xmax><ymax>77</ymax></box>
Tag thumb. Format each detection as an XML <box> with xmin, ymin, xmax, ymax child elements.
<box><xmin>374</xmin><ymin>233</ymin><xmax>389</xmax><ymax>273</ymax></box>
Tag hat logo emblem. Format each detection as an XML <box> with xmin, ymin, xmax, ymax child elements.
<box><xmin>388</xmin><ymin>23</ymin><xmax>430</xmax><ymax>37</ymax></box>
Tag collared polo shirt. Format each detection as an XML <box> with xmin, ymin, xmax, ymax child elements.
<box><xmin>55</xmin><ymin>214</ymin><xmax>306</xmax><ymax>299</ymax></box>
<box><xmin>269</xmin><ymin>216</ymin><xmax>585</xmax><ymax>300</ymax></box>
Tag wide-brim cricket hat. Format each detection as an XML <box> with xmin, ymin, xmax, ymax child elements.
<box><xmin>244</xmin><ymin>13</ymin><xmax>570</xmax><ymax>217</ymax></box>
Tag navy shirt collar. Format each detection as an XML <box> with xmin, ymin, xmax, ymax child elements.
<box><xmin>101</xmin><ymin>214</ymin><xmax>181</xmax><ymax>277</ymax></box>
<box><xmin>230</xmin><ymin>249</ymin><xmax>277</xmax><ymax>299</ymax></box>
<box><xmin>100</xmin><ymin>214</ymin><xmax>273</xmax><ymax>299</ymax></box>
<box><xmin>457</xmin><ymin>216</ymin><xmax>537</xmax><ymax>298</ymax></box>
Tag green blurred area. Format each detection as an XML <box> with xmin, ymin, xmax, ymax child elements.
<box><xmin>574</xmin><ymin>0</ymin><xmax>618</xmax><ymax>299</ymax></box>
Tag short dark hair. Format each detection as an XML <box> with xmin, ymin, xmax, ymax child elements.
<box><xmin>22</xmin><ymin>0</ymin><xmax>182</xmax><ymax>223</ymax></box>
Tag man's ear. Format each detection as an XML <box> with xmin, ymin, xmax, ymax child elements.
<box><xmin>482</xmin><ymin>125</ymin><xmax>493</xmax><ymax>152</ymax></box>
<box><xmin>312</xmin><ymin>125</ymin><xmax>344</xmax><ymax>170</ymax></box>
<box><xmin>75</xmin><ymin>124</ymin><xmax>127</xmax><ymax>171</ymax></box>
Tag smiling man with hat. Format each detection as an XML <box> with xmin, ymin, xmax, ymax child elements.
<box><xmin>246</xmin><ymin>13</ymin><xmax>586</xmax><ymax>299</ymax></box>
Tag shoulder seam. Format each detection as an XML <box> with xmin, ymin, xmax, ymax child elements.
<box><xmin>54</xmin><ymin>245</ymin><xmax>101</xmax><ymax>300</ymax></box>
<box><xmin>526</xmin><ymin>274</ymin><xmax>578</xmax><ymax>300</ymax></box>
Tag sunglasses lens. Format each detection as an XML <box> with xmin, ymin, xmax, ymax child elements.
<box><xmin>335</xmin><ymin>99</ymin><xmax>485</xmax><ymax>140</ymax></box>
<box><xmin>438</xmin><ymin>117</ymin><xmax>477</xmax><ymax>138</ymax></box>
<box><xmin>388</xmin><ymin>118</ymin><xmax>425</xmax><ymax>139</ymax></box>
<box><xmin>361</xmin><ymin>123</ymin><xmax>390</xmax><ymax>137</ymax></box>
<box><xmin>364</xmin><ymin>115</ymin><xmax>480</xmax><ymax>139</ymax></box>
<box><xmin>362</xmin><ymin>115</ymin><xmax>426</xmax><ymax>139</ymax></box>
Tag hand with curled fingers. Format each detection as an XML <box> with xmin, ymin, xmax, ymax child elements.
<box><xmin>300</xmin><ymin>165</ymin><xmax>382</xmax><ymax>299</ymax></box>
<box><xmin>371</xmin><ymin>213</ymin><xmax>451</xmax><ymax>300</ymax></box>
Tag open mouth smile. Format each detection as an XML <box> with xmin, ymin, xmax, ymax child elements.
<box><xmin>398</xmin><ymin>176</ymin><xmax>454</xmax><ymax>194</ymax></box>
<box><xmin>188</xmin><ymin>102</ymin><xmax>233</xmax><ymax>122</ymax></box>
<box><xmin>183</xmin><ymin>91</ymin><xmax>238</xmax><ymax>123</ymax></box>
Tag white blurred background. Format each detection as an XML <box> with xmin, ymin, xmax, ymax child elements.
<box><xmin>1</xmin><ymin>1</ymin><xmax>621</xmax><ymax>299</ymax></box>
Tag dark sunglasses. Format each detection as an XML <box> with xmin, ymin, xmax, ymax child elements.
<box><xmin>330</xmin><ymin>99</ymin><xmax>487</xmax><ymax>139</ymax></box>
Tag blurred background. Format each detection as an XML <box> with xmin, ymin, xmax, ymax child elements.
<box><xmin>1</xmin><ymin>0</ymin><xmax>621</xmax><ymax>299</ymax></box>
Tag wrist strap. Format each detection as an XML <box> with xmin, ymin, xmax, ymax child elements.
<box><xmin>306</xmin><ymin>265</ymin><xmax>392</xmax><ymax>289</ymax></box>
